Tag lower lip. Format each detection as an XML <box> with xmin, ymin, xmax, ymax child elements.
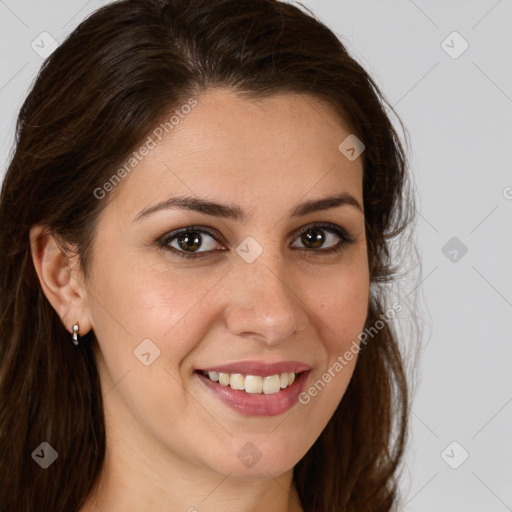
<box><xmin>196</xmin><ymin>371</ymin><xmax>310</xmax><ymax>417</ymax></box>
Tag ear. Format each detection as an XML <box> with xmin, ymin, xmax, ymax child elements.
<box><xmin>29</xmin><ymin>224</ymin><xmax>93</xmax><ymax>336</ymax></box>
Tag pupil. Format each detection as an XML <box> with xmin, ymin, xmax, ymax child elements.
<box><xmin>178</xmin><ymin>232</ymin><xmax>201</xmax><ymax>252</ymax></box>
<box><xmin>303</xmin><ymin>228</ymin><xmax>324</xmax><ymax>249</ymax></box>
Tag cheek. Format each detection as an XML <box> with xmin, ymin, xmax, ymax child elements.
<box><xmin>311</xmin><ymin>258</ymin><xmax>370</xmax><ymax>352</ymax></box>
<box><xmin>89</xmin><ymin>251</ymin><xmax>218</xmax><ymax>349</ymax></box>
<box><xmin>299</xmin><ymin>258</ymin><xmax>369</xmax><ymax>411</ymax></box>
<box><xmin>87</xmin><ymin>259</ymin><xmax>219</xmax><ymax>435</ymax></box>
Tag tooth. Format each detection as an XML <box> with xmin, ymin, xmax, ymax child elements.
<box><xmin>230</xmin><ymin>373</ymin><xmax>245</xmax><ymax>390</ymax></box>
<box><xmin>218</xmin><ymin>372</ymin><xmax>230</xmax><ymax>386</ymax></box>
<box><xmin>263</xmin><ymin>374</ymin><xmax>281</xmax><ymax>394</ymax></box>
<box><xmin>209</xmin><ymin>370</ymin><xmax>297</xmax><ymax>392</ymax></box>
<box><xmin>245</xmin><ymin>375</ymin><xmax>263</xmax><ymax>394</ymax></box>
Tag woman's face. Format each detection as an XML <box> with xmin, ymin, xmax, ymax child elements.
<box><xmin>83</xmin><ymin>88</ymin><xmax>369</xmax><ymax>478</ymax></box>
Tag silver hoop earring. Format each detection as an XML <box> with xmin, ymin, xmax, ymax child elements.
<box><xmin>72</xmin><ymin>322</ymin><xmax>80</xmax><ymax>346</ymax></box>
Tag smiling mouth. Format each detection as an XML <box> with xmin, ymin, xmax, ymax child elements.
<box><xmin>198</xmin><ymin>370</ymin><xmax>301</xmax><ymax>394</ymax></box>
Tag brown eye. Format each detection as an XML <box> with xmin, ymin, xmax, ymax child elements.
<box><xmin>159</xmin><ymin>226</ymin><xmax>224</xmax><ymax>259</ymax></box>
<box><xmin>291</xmin><ymin>224</ymin><xmax>353</xmax><ymax>253</ymax></box>
<box><xmin>300</xmin><ymin>227</ymin><xmax>326</xmax><ymax>249</ymax></box>
<box><xmin>158</xmin><ymin>223</ymin><xmax>354</xmax><ymax>260</ymax></box>
<box><xmin>175</xmin><ymin>231</ymin><xmax>202</xmax><ymax>252</ymax></box>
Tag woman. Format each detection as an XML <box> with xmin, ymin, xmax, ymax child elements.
<box><xmin>0</xmin><ymin>0</ymin><xmax>416</xmax><ymax>510</ymax></box>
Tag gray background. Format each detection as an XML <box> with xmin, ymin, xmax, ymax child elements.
<box><xmin>1</xmin><ymin>1</ymin><xmax>511</xmax><ymax>510</ymax></box>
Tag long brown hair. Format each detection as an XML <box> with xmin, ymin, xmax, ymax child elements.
<box><xmin>0</xmin><ymin>1</ymin><xmax>416</xmax><ymax>510</ymax></box>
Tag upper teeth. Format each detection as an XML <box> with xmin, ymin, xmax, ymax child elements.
<box><xmin>204</xmin><ymin>371</ymin><xmax>296</xmax><ymax>394</ymax></box>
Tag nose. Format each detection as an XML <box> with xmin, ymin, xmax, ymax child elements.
<box><xmin>224</xmin><ymin>253</ymin><xmax>309</xmax><ymax>345</ymax></box>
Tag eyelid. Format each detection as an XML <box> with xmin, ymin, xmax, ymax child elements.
<box><xmin>157</xmin><ymin>222</ymin><xmax>354</xmax><ymax>258</ymax></box>
<box><xmin>159</xmin><ymin>225</ymin><xmax>225</xmax><ymax>252</ymax></box>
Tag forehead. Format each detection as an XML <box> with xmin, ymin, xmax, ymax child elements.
<box><xmin>107</xmin><ymin>88</ymin><xmax>364</xmax><ymax>219</ymax></box>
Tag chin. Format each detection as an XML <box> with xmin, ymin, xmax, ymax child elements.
<box><xmin>201</xmin><ymin>437</ymin><xmax>307</xmax><ymax>479</ymax></box>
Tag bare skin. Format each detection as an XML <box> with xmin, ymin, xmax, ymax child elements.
<box><xmin>30</xmin><ymin>88</ymin><xmax>369</xmax><ymax>512</ymax></box>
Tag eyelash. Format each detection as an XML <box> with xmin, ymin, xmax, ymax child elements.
<box><xmin>156</xmin><ymin>223</ymin><xmax>356</xmax><ymax>260</ymax></box>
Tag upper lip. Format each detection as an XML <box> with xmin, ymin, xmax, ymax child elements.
<box><xmin>197</xmin><ymin>360</ymin><xmax>312</xmax><ymax>377</ymax></box>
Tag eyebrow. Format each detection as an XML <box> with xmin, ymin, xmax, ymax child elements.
<box><xmin>133</xmin><ymin>192</ymin><xmax>363</xmax><ymax>223</ymax></box>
